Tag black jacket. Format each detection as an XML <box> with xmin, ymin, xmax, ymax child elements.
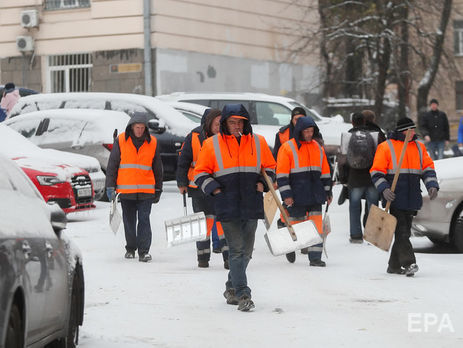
<box><xmin>419</xmin><ymin>110</ymin><xmax>450</xmax><ymax>141</ymax></box>
<box><xmin>105</xmin><ymin>113</ymin><xmax>163</xmax><ymax>200</ymax></box>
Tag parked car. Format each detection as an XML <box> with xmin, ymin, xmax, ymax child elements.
<box><xmin>412</xmin><ymin>157</ymin><xmax>463</xmax><ymax>252</ymax></box>
<box><xmin>9</xmin><ymin>92</ymin><xmax>197</xmax><ymax>180</ymax></box>
<box><xmin>1</xmin><ymin>123</ymin><xmax>106</xmax><ymax>200</ymax></box>
<box><xmin>4</xmin><ymin>109</ymin><xmax>130</xmax><ymax>172</ymax></box>
<box><xmin>156</xmin><ymin>92</ymin><xmax>352</xmax><ymax>155</ymax></box>
<box><xmin>0</xmin><ymin>154</ymin><xmax>84</xmax><ymax>347</ymax></box>
<box><xmin>0</xmin><ymin>124</ymin><xmax>97</xmax><ymax>212</ymax></box>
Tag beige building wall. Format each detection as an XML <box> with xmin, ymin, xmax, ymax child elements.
<box><xmin>0</xmin><ymin>0</ymin><xmax>319</xmax><ymax>101</ymax></box>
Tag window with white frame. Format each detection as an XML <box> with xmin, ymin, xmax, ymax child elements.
<box><xmin>44</xmin><ymin>0</ymin><xmax>90</xmax><ymax>11</ymax></box>
<box><xmin>47</xmin><ymin>54</ymin><xmax>92</xmax><ymax>93</ymax></box>
<box><xmin>454</xmin><ymin>21</ymin><xmax>463</xmax><ymax>56</ymax></box>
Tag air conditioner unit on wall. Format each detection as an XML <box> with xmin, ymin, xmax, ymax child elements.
<box><xmin>20</xmin><ymin>10</ymin><xmax>39</xmax><ymax>28</ymax></box>
<box><xmin>16</xmin><ymin>36</ymin><xmax>34</xmax><ymax>52</ymax></box>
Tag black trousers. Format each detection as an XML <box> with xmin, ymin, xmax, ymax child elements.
<box><xmin>388</xmin><ymin>207</ymin><xmax>416</xmax><ymax>269</ymax></box>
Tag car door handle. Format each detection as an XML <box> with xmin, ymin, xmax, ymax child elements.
<box><xmin>45</xmin><ymin>241</ymin><xmax>53</xmax><ymax>258</ymax></box>
<box><xmin>22</xmin><ymin>241</ymin><xmax>32</xmax><ymax>259</ymax></box>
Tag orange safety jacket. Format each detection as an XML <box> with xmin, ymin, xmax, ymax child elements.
<box><xmin>186</xmin><ymin>132</ymin><xmax>201</xmax><ymax>188</ymax></box>
<box><xmin>277</xmin><ymin>138</ymin><xmax>331</xmax><ymax>206</ymax></box>
<box><xmin>116</xmin><ymin>132</ymin><xmax>157</xmax><ymax>194</ymax></box>
<box><xmin>370</xmin><ymin>132</ymin><xmax>438</xmax><ymax>211</ymax></box>
<box><xmin>194</xmin><ymin>132</ymin><xmax>276</xmax><ymax>221</ymax></box>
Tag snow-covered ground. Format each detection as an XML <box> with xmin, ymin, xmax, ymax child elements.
<box><xmin>65</xmin><ymin>183</ymin><xmax>462</xmax><ymax>348</ymax></box>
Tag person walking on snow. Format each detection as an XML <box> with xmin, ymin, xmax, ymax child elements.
<box><xmin>105</xmin><ymin>112</ymin><xmax>163</xmax><ymax>262</ymax></box>
<box><xmin>176</xmin><ymin>108</ymin><xmax>229</xmax><ymax>269</ymax></box>
<box><xmin>419</xmin><ymin>98</ymin><xmax>449</xmax><ymax>160</ymax></box>
<box><xmin>276</xmin><ymin>116</ymin><xmax>333</xmax><ymax>266</ymax></box>
<box><xmin>194</xmin><ymin>104</ymin><xmax>276</xmax><ymax>311</ymax></box>
<box><xmin>370</xmin><ymin>117</ymin><xmax>439</xmax><ymax>276</ymax></box>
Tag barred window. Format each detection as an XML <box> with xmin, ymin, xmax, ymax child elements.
<box><xmin>47</xmin><ymin>53</ymin><xmax>92</xmax><ymax>93</ymax></box>
<box><xmin>44</xmin><ymin>0</ymin><xmax>90</xmax><ymax>11</ymax></box>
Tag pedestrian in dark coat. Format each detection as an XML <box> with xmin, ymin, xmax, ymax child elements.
<box><xmin>419</xmin><ymin>98</ymin><xmax>450</xmax><ymax>160</ymax></box>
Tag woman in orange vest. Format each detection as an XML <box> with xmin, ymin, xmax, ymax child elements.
<box><xmin>176</xmin><ymin>109</ymin><xmax>229</xmax><ymax>269</ymax></box>
<box><xmin>194</xmin><ymin>104</ymin><xmax>276</xmax><ymax>311</ymax></box>
<box><xmin>277</xmin><ymin>116</ymin><xmax>333</xmax><ymax>266</ymax></box>
<box><xmin>106</xmin><ymin>112</ymin><xmax>163</xmax><ymax>262</ymax></box>
<box><xmin>370</xmin><ymin>117</ymin><xmax>438</xmax><ymax>276</ymax></box>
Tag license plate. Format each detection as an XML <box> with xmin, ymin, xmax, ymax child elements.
<box><xmin>77</xmin><ymin>187</ymin><xmax>92</xmax><ymax>197</ymax></box>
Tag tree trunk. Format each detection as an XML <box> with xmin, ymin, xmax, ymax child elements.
<box><xmin>416</xmin><ymin>0</ymin><xmax>453</xmax><ymax>115</ymax></box>
<box><xmin>374</xmin><ymin>36</ymin><xmax>391</xmax><ymax>120</ymax></box>
<box><xmin>398</xmin><ymin>5</ymin><xmax>409</xmax><ymax>119</ymax></box>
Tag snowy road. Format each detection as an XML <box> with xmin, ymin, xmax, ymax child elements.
<box><xmin>65</xmin><ymin>183</ymin><xmax>462</xmax><ymax>348</ymax></box>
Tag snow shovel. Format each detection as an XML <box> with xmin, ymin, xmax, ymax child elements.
<box><xmin>364</xmin><ymin>129</ymin><xmax>413</xmax><ymax>251</ymax></box>
<box><xmin>321</xmin><ymin>203</ymin><xmax>331</xmax><ymax>258</ymax></box>
<box><xmin>263</xmin><ymin>190</ymin><xmax>278</xmax><ymax>230</ymax></box>
<box><xmin>164</xmin><ymin>192</ymin><xmax>207</xmax><ymax>247</ymax></box>
<box><xmin>109</xmin><ymin>193</ymin><xmax>122</xmax><ymax>234</ymax></box>
<box><xmin>261</xmin><ymin>169</ymin><xmax>322</xmax><ymax>256</ymax></box>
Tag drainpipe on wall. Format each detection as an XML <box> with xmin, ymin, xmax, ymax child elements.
<box><xmin>143</xmin><ymin>0</ymin><xmax>153</xmax><ymax>96</ymax></box>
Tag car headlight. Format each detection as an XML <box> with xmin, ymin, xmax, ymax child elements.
<box><xmin>37</xmin><ymin>175</ymin><xmax>66</xmax><ymax>186</ymax></box>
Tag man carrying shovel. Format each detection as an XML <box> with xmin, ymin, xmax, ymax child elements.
<box><xmin>276</xmin><ymin>116</ymin><xmax>333</xmax><ymax>266</ymax></box>
<box><xmin>194</xmin><ymin>104</ymin><xmax>276</xmax><ymax>312</ymax></box>
<box><xmin>176</xmin><ymin>108</ymin><xmax>229</xmax><ymax>269</ymax></box>
<box><xmin>370</xmin><ymin>117</ymin><xmax>439</xmax><ymax>276</ymax></box>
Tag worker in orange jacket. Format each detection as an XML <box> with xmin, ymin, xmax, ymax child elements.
<box><xmin>105</xmin><ymin>112</ymin><xmax>163</xmax><ymax>262</ymax></box>
<box><xmin>176</xmin><ymin>108</ymin><xmax>229</xmax><ymax>269</ymax></box>
<box><xmin>276</xmin><ymin>116</ymin><xmax>333</xmax><ymax>266</ymax></box>
<box><xmin>273</xmin><ymin>107</ymin><xmax>307</xmax><ymax>158</ymax></box>
<box><xmin>194</xmin><ymin>104</ymin><xmax>276</xmax><ymax>312</ymax></box>
<box><xmin>370</xmin><ymin>117</ymin><xmax>439</xmax><ymax>276</ymax></box>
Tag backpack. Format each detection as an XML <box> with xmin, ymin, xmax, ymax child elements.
<box><xmin>346</xmin><ymin>130</ymin><xmax>377</xmax><ymax>169</ymax></box>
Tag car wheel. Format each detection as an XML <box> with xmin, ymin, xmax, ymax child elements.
<box><xmin>453</xmin><ymin>217</ymin><xmax>463</xmax><ymax>253</ymax></box>
<box><xmin>5</xmin><ymin>304</ymin><xmax>23</xmax><ymax>348</ymax></box>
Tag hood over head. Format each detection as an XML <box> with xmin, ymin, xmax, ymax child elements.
<box><xmin>294</xmin><ymin>116</ymin><xmax>319</xmax><ymax>147</ymax></box>
<box><xmin>4</xmin><ymin>82</ymin><xmax>15</xmax><ymax>94</ymax></box>
<box><xmin>125</xmin><ymin>111</ymin><xmax>152</xmax><ymax>142</ymax></box>
<box><xmin>200</xmin><ymin>108</ymin><xmax>211</xmax><ymax>125</ymax></box>
<box><xmin>220</xmin><ymin>104</ymin><xmax>252</xmax><ymax>135</ymax></box>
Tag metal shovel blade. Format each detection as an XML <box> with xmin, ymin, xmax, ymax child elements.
<box><xmin>264</xmin><ymin>220</ymin><xmax>322</xmax><ymax>256</ymax></box>
<box><xmin>164</xmin><ymin>212</ymin><xmax>208</xmax><ymax>247</ymax></box>
<box><xmin>109</xmin><ymin>194</ymin><xmax>122</xmax><ymax>234</ymax></box>
<box><xmin>364</xmin><ymin>204</ymin><xmax>397</xmax><ymax>252</ymax></box>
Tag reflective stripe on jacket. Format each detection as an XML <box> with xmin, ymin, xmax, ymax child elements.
<box><xmin>116</xmin><ymin>132</ymin><xmax>157</xmax><ymax>194</ymax></box>
<box><xmin>276</xmin><ymin>138</ymin><xmax>331</xmax><ymax>206</ymax></box>
<box><xmin>186</xmin><ymin>132</ymin><xmax>201</xmax><ymax>188</ymax></box>
<box><xmin>370</xmin><ymin>136</ymin><xmax>438</xmax><ymax>211</ymax></box>
<box><xmin>194</xmin><ymin>133</ymin><xmax>276</xmax><ymax>221</ymax></box>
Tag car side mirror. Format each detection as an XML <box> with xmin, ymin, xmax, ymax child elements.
<box><xmin>47</xmin><ymin>201</ymin><xmax>67</xmax><ymax>236</ymax></box>
<box><xmin>148</xmin><ymin>119</ymin><xmax>166</xmax><ymax>134</ymax></box>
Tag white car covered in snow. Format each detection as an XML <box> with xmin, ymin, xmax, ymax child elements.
<box><xmin>0</xmin><ymin>124</ymin><xmax>106</xmax><ymax>200</ymax></box>
<box><xmin>412</xmin><ymin>156</ymin><xmax>463</xmax><ymax>252</ymax></box>
<box><xmin>4</xmin><ymin>109</ymin><xmax>130</xmax><ymax>173</ymax></box>
<box><xmin>156</xmin><ymin>92</ymin><xmax>351</xmax><ymax>155</ymax></box>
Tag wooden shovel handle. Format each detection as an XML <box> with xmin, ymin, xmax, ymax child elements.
<box><xmin>385</xmin><ymin>129</ymin><xmax>413</xmax><ymax>212</ymax></box>
<box><xmin>261</xmin><ymin>169</ymin><xmax>297</xmax><ymax>241</ymax></box>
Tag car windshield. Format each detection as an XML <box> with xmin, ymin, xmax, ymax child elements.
<box><xmin>289</xmin><ymin>102</ymin><xmax>321</xmax><ymax>121</ymax></box>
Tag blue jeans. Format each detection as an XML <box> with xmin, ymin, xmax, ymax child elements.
<box><xmin>121</xmin><ymin>199</ymin><xmax>153</xmax><ymax>255</ymax></box>
<box><xmin>349</xmin><ymin>185</ymin><xmax>379</xmax><ymax>238</ymax></box>
<box><xmin>221</xmin><ymin>219</ymin><xmax>257</xmax><ymax>299</ymax></box>
<box><xmin>427</xmin><ymin>141</ymin><xmax>445</xmax><ymax>160</ymax></box>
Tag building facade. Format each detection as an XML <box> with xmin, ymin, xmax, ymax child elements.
<box><xmin>0</xmin><ymin>0</ymin><xmax>320</xmax><ymax>105</ymax></box>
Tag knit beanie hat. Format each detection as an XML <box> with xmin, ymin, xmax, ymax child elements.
<box><xmin>395</xmin><ymin>117</ymin><xmax>416</xmax><ymax>132</ymax></box>
<box><xmin>291</xmin><ymin>107</ymin><xmax>306</xmax><ymax>120</ymax></box>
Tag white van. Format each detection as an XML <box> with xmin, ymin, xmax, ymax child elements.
<box><xmin>156</xmin><ymin>92</ymin><xmax>351</xmax><ymax>155</ymax></box>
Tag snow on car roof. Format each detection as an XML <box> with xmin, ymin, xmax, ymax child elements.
<box><xmin>0</xmin><ymin>124</ymin><xmax>100</xmax><ymax>173</ymax></box>
<box><xmin>156</xmin><ymin>92</ymin><xmax>298</xmax><ymax>104</ymax></box>
<box><xmin>10</xmin><ymin>92</ymin><xmax>196</xmax><ymax>136</ymax></box>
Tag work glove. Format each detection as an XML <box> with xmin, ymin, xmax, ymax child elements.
<box><xmin>382</xmin><ymin>188</ymin><xmax>395</xmax><ymax>202</ymax></box>
<box><xmin>428</xmin><ymin>187</ymin><xmax>438</xmax><ymax>200</ymax></box>
<box><xmin>153</xmin><ymin>190</ymin><xmax>162</xmax><ymax>204</ymax></box>
<box><xmin>106</xmin><ymin>187</ymin><xmax>116</xmax><ymax>201</ymax></box>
